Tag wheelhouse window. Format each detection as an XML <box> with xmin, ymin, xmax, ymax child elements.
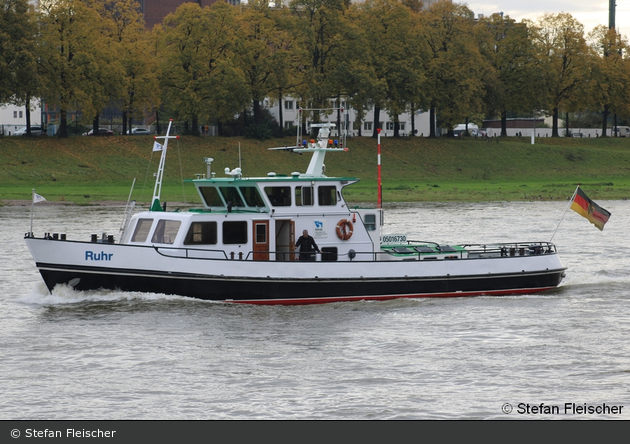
<box><xmin>264</xmin><ymin>186</ymin><xmax>291</xmax><ymax>206</ymax></box>
<box><xmin>318</xmin><ymin>186</ymin><xmax>337</xmax><ymax>206</ymax></box>
<box><xmin>240</xmin><ymin>186</ymin><xmax>265</xmax><ymax>207</ymax></box>
<box><xmin>199</xmin><ymin>187</ymin><xmax>224</xmax><ymax>207</ymax></box>
<box><xmin>295</xmin><ymin>186</ymin><xmax>314</xmax><ymax>206</ymax></box>
<box><xmin>151</xmin><ymin>220</ymin><xmax>181</xmax><ymax>244</ymax></box>
<box><xmin>131</xmin><ymin>218</ymin><xmax>153</xmax><ymax>242</ymax></box>
<box><xmin>223</xmin><ymin>221</ymin><xmax>248</xmax><ymax>244</ymax></box>
<box><xmin>184</xmin><ymin>222</ymin><xmax>217</xmax><ymax>245</ymax></box>
<box><xmin>219</xmin><ymin>187</ymin><xmax>245</xmax><ymax>207</ymax></box>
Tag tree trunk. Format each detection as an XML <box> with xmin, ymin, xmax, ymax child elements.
<box><xmin>25</xmin><ymin>99</ymin><xmax>32</xmax><ymax>136</ymax></box>
<box><xmin>192</xmin><ymin>115</ymin><xmax>199</xmax><ymax>136</ymax></box>
<box><xmin>92</xmin><ymin>115</ymin><xmax>100</xmax><ymax>136</ymax></box>
<box><xmin>429</xmin><ymin>105</ymin><xmax>436</xmax><ymax>138</ymax></box>
<box><xmin>253</xmin><ymin>100</ymin><xmax>261</xmax><ymax>125</ymax></box>
<box><xmin>58</xmin><ymin>109</ymin><xmax>68</xmax><ymax>138</ymax></box>
<box><xmin>155</xmin><ymin>110</ymin><xmax>160</xmax><ymax>135</ymax></box>
<box><xmin>393</xmin><ymin>115</ymin><xmax>400</xmax><ymax>137</ymax></box>
<box><xmin>552</xmin><ymin>108</ymin><xmax>559</xmax><ymax>137</ymax></box>
<box><xmin>565</xmin><ymin>112</ymin><xmax>570</xmax><ymax>137</ymax></box>
<box><xmin>501</xmin><ymin>111</ymin><xmax>507</xmax><ymax>137</ymax></box>
<box><xmin>336</xmin><ymin>95</ymin><xmax>341</xmax><ymax>137</ymax></box>
<box><xmin>122</xmin><ymin>110</ymin><xmax>128</xmax><ymax>135</ymax></box>
<box><xmin>372</xmin><ymin>105</ymin><xmax>381</xmax><ymax>138</ymax></box>
<box><xmin>601</xmin><ymin>104</ymin><xmax>610</xmax><ymax>137</ymax></box>
<box><xmin>278</xmin><ymin>90</ymin><xmax>284</xmax><ymax>130</ymax></box>
<box><xmin>410</xmin><ymin>103</ymin><xmax>416</xmax><ymax>136</ymax></box>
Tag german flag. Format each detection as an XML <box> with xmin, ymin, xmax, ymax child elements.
<box><xmin>570</xmin><ymin>187</ymin><xmax>611</xmax><ymax>231</ymax></box>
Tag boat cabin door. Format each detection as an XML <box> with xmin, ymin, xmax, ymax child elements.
<box><xmin>253</xmin><ymin>220</ymin><xmax>269</xmax><ymax>261</ymax></box>
<box><xmin>274</xmin><ymin>219</ymin><xmax>295</xmax><ymax>261</ymax></box>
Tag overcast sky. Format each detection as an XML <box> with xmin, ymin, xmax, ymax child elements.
<box><xmin>462</xmin><ymin>1</ymin><xmax>630</xmax><ymax>38</ymax></box>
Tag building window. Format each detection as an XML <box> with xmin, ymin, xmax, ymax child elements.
<box><xmin>13</xmin><ymin>111</ymin><xmax>17</xmax><ymax>118</ymax></box>
<box><xmin>284</xmin><ymin>100</ymin><xmax>293</xmax><ymax>110</ymax></box>
<box><xmin>364</xmin><ymin>121</ymin><xmax>372</xmax><ymax>131</ymax></box>
<box><xmin>19</xmin><ymin>111</ymin><xmax>23</xmax><ymax>118</ymax></box>
<box><xmin>386</xmin><ymin>122</ymin><xmax>394</xmax><ymax>131</ymax></box>
<box><xmin>400</xmin><ymin>123</ymin><xmax>405</xmax><ymax>131</ymax></box>
<box><xmin>285</xmin><ymin>121</ymin><xmax>294</xmax><ymax>129</ymax></box>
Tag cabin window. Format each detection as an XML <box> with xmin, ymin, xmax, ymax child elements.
<box><xmin>219</xmin><ymin>187</ymin><xmax>245</xmax><ymax>207</ymax></box>
<box><xmin>131</xmin><ymin>218</ymin><xmax>153</xmax><ymax>242</ymax></box>
<box><xmin>364</xmin><ymin>121</ymin><xmax>372</xmax><ymax>131</ymax></box>
<box><xmin>264</xmin><ymin>186</ymin><xmax>291</xmax><ymax>206</ymax></box>
<box><xmin>223</xmin><ymin>221</ymin><xmax>248</xmax><ymax>244</ymax></box>
<box><xmin>364</xmin><ymin>214</ymin><xmax>376</xmax><ymax>231</ymax></box>
<box><xmin>199</xmin><ymin>187</ymin><xmax>224</xmax><ymax>207</ymax></box>
<box><xmin>321</xmin><ymin>247</ymin><xmax>338</xmax><ymax>262</ymax></box>
<box><xmin>255</xmin><ymin>223</ymin><xmax>267</xmax><ymax>244</ymax></box>
<box><xmin>184</xmin><ymin>222</ymin><xmax>217</xmax><ymax>245</ymax></box>
<box><xmin>318</xmin><ymin>186</ymin><xmax>337</xmax><ymax>206</ymax></box>
<box><xmin>295</xmin><ymin>186</ymin><xmax>314</xmax><ymax>206</ymax></box>
<box><xmin>240</xmin><ymin>186</ymin><xmax>265</xmax><ymax>207</ymax></box>
<box><xmin>151</xmin><ymin>220</ymin><xmax>181</xmax><ymax>244</ymax></box>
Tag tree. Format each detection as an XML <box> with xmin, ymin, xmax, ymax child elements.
<box><xmin>418</xmin><ymin>1</ymin><xmax>484</xmax><ymax>137</ymax></box>
<box><xmin>38</xmin><ymin>0</ymin><xmax>114</xmax><ymax>137</ymax></box>
<box><xmin>476</xmin><ymin>14</ymin><xmax>540</xmax><ymax>137</ymax></box>
<box><xmin>531</xmin><ymin>13</ymin><xmax>590</xmax><ymax>137</ymax></box>
<box><xmin>356</xmin><ymin>0</ymin><xmax>426</xmax><ymax>137</ymax></box>
<box><xmin>157</xmin><ymin>2</ymin><xmax>247</xmax><ymax>135</ymax></box>
<box><xmin>92</xmin><ymin>0</ymin><xmax>160</xmax><ymax>135</ymax></box>
<box><xmin>585</xmin><ymin>25</ymin><xmax>630</xmax><ymax>136</ymax></box>
<box><xmin>232</xmin><ymin>1</ymin><xmax>294</xmax><ymax>129</ymax></box>
<box><xmin>0</xmin><ymin>0</ymin><xmax>40</xmax><ymax>134</ymax></box>
<box><xmin>290</xmin><ymin>0</ymin><xmax>356</xmax><ymax>131</ymax></box>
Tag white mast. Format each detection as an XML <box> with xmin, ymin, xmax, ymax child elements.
<box><xmin>151</xmin><ymin>119</ymin><xmax>178</xmax><ymax>211</ymax></box>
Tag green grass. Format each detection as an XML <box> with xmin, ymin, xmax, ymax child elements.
<box><xmin>1</xmin><ymin>134</ymin><xmax>629</xmax><ymax>205</ymax></box>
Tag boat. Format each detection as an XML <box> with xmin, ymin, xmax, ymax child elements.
<box><xmin>25</xmin><ymin>118</ymin><xmax>566</xmax><ymax>305</ymax></box>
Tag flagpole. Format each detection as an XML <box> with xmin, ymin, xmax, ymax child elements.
<box><xmin>549</xmin><ymin>185</ymin><xmax>580</xmax><ymax>243</ymax></box>
<box><xmin>30</xmin><ymin>189</ymin><xmax>35</xmax><ymax>234</ymax></box>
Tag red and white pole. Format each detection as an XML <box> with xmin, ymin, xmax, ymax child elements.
<box><xmin>377</xmin><ymin>128</ymin><xmax>382</xmax><ymax>209</ymax></box>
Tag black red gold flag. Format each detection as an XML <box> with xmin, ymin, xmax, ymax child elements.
<box><xmin>570</xmin><ymin>187</ymin><xmax>611</xmax><ymax>231</ymax></box>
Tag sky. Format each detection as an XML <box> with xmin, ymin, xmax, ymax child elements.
<box><xmin>462</xmin><ymin>1</ymin><xmax>630</xmax><ymax>38</ymax></box>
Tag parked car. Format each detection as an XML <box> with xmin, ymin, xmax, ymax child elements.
<box><xmin>12</xmin><ymin>126</ymin><xmax>43</xmax><ymax>136</ymax></box>
<box><xmin>127</xmin><ymin>127</ymin><xmax>151</xmax><ymax>135</ymax></box>
<box><xmin>82</xmin><ymin>128</ymin><xmax>114</xmax><ymax>136</ymax></box>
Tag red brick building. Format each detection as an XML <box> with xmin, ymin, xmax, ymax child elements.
<box><xmin>137</xmin><ymin>1</ymin><xmax>221</xmax><ymax>29</ymax></box>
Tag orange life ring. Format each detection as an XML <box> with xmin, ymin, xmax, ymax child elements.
<box><xmin>336</xmin><ymin>219</ymin><xmax>354</xmax><ymax>241</ymax></box>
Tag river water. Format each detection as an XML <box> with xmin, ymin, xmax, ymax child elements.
<box><xmin>1</xmin><ymin>200</ymin><xmax>628</xmax><ymax>420</ymax></box>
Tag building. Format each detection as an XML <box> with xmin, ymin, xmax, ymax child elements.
<box><xmin>263</xmin><ymin>97</ymin><xmax>432</xmax><ymax>138</ymax></box>
<box><xmin>136</xmin><ymin>0</ymin><xmax>220</xmax><ymax>29</ymax></box>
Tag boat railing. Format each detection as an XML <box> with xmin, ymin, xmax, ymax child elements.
<box><xmin>153</xmin><ymin>241</ymin><xmax>557</xmax><ymax>262</ymax></box>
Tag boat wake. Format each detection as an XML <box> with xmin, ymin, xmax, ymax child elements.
<box><xmin>18</xmin><ymin>282</ymin><xmax>192</xmax><ymax>306</ymax></box>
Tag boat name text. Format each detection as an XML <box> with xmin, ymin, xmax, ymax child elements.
<box><xmin>85</xmin><ymin>251</ymin><xmax>113</xmax><ymax>261</ymax></box>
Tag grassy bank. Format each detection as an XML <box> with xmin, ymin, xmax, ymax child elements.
<box><xmin>1</xmin><ymin>134</ymin><xmax>629</xmax><ymax>205</ymax></box>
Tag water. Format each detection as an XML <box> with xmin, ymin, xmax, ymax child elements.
<box><xmin>1</xmin><ymin>201</ymin><xmax>629</xmax><ymax>420</ymax></box>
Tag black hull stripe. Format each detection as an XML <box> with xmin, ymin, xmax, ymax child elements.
<box><xmin>35</xmin><ymin>264</ymin><xmax>566</xmax><ymax>304</ymax></box>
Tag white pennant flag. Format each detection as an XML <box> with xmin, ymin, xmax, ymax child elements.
<box><xmin>33</xmin><ymin>192</ymin><xmax>47</xmax><ymax>204</ymax></box>
<box><xmin>153</xmin><ymin>141</ymin><xmax>163</xmax><ymax>152</ymax></box>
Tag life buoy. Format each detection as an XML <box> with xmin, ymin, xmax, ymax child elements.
<box><xmin>336</xmin><ymin>219</ymin><xmax>354</xmax><ymax>241</ymax></box>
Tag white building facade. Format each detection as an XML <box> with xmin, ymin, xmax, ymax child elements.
<box><xmin>263</xmin><ymin>97</ymin><xmax>433</xmax><ymax>138</ymax></box>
